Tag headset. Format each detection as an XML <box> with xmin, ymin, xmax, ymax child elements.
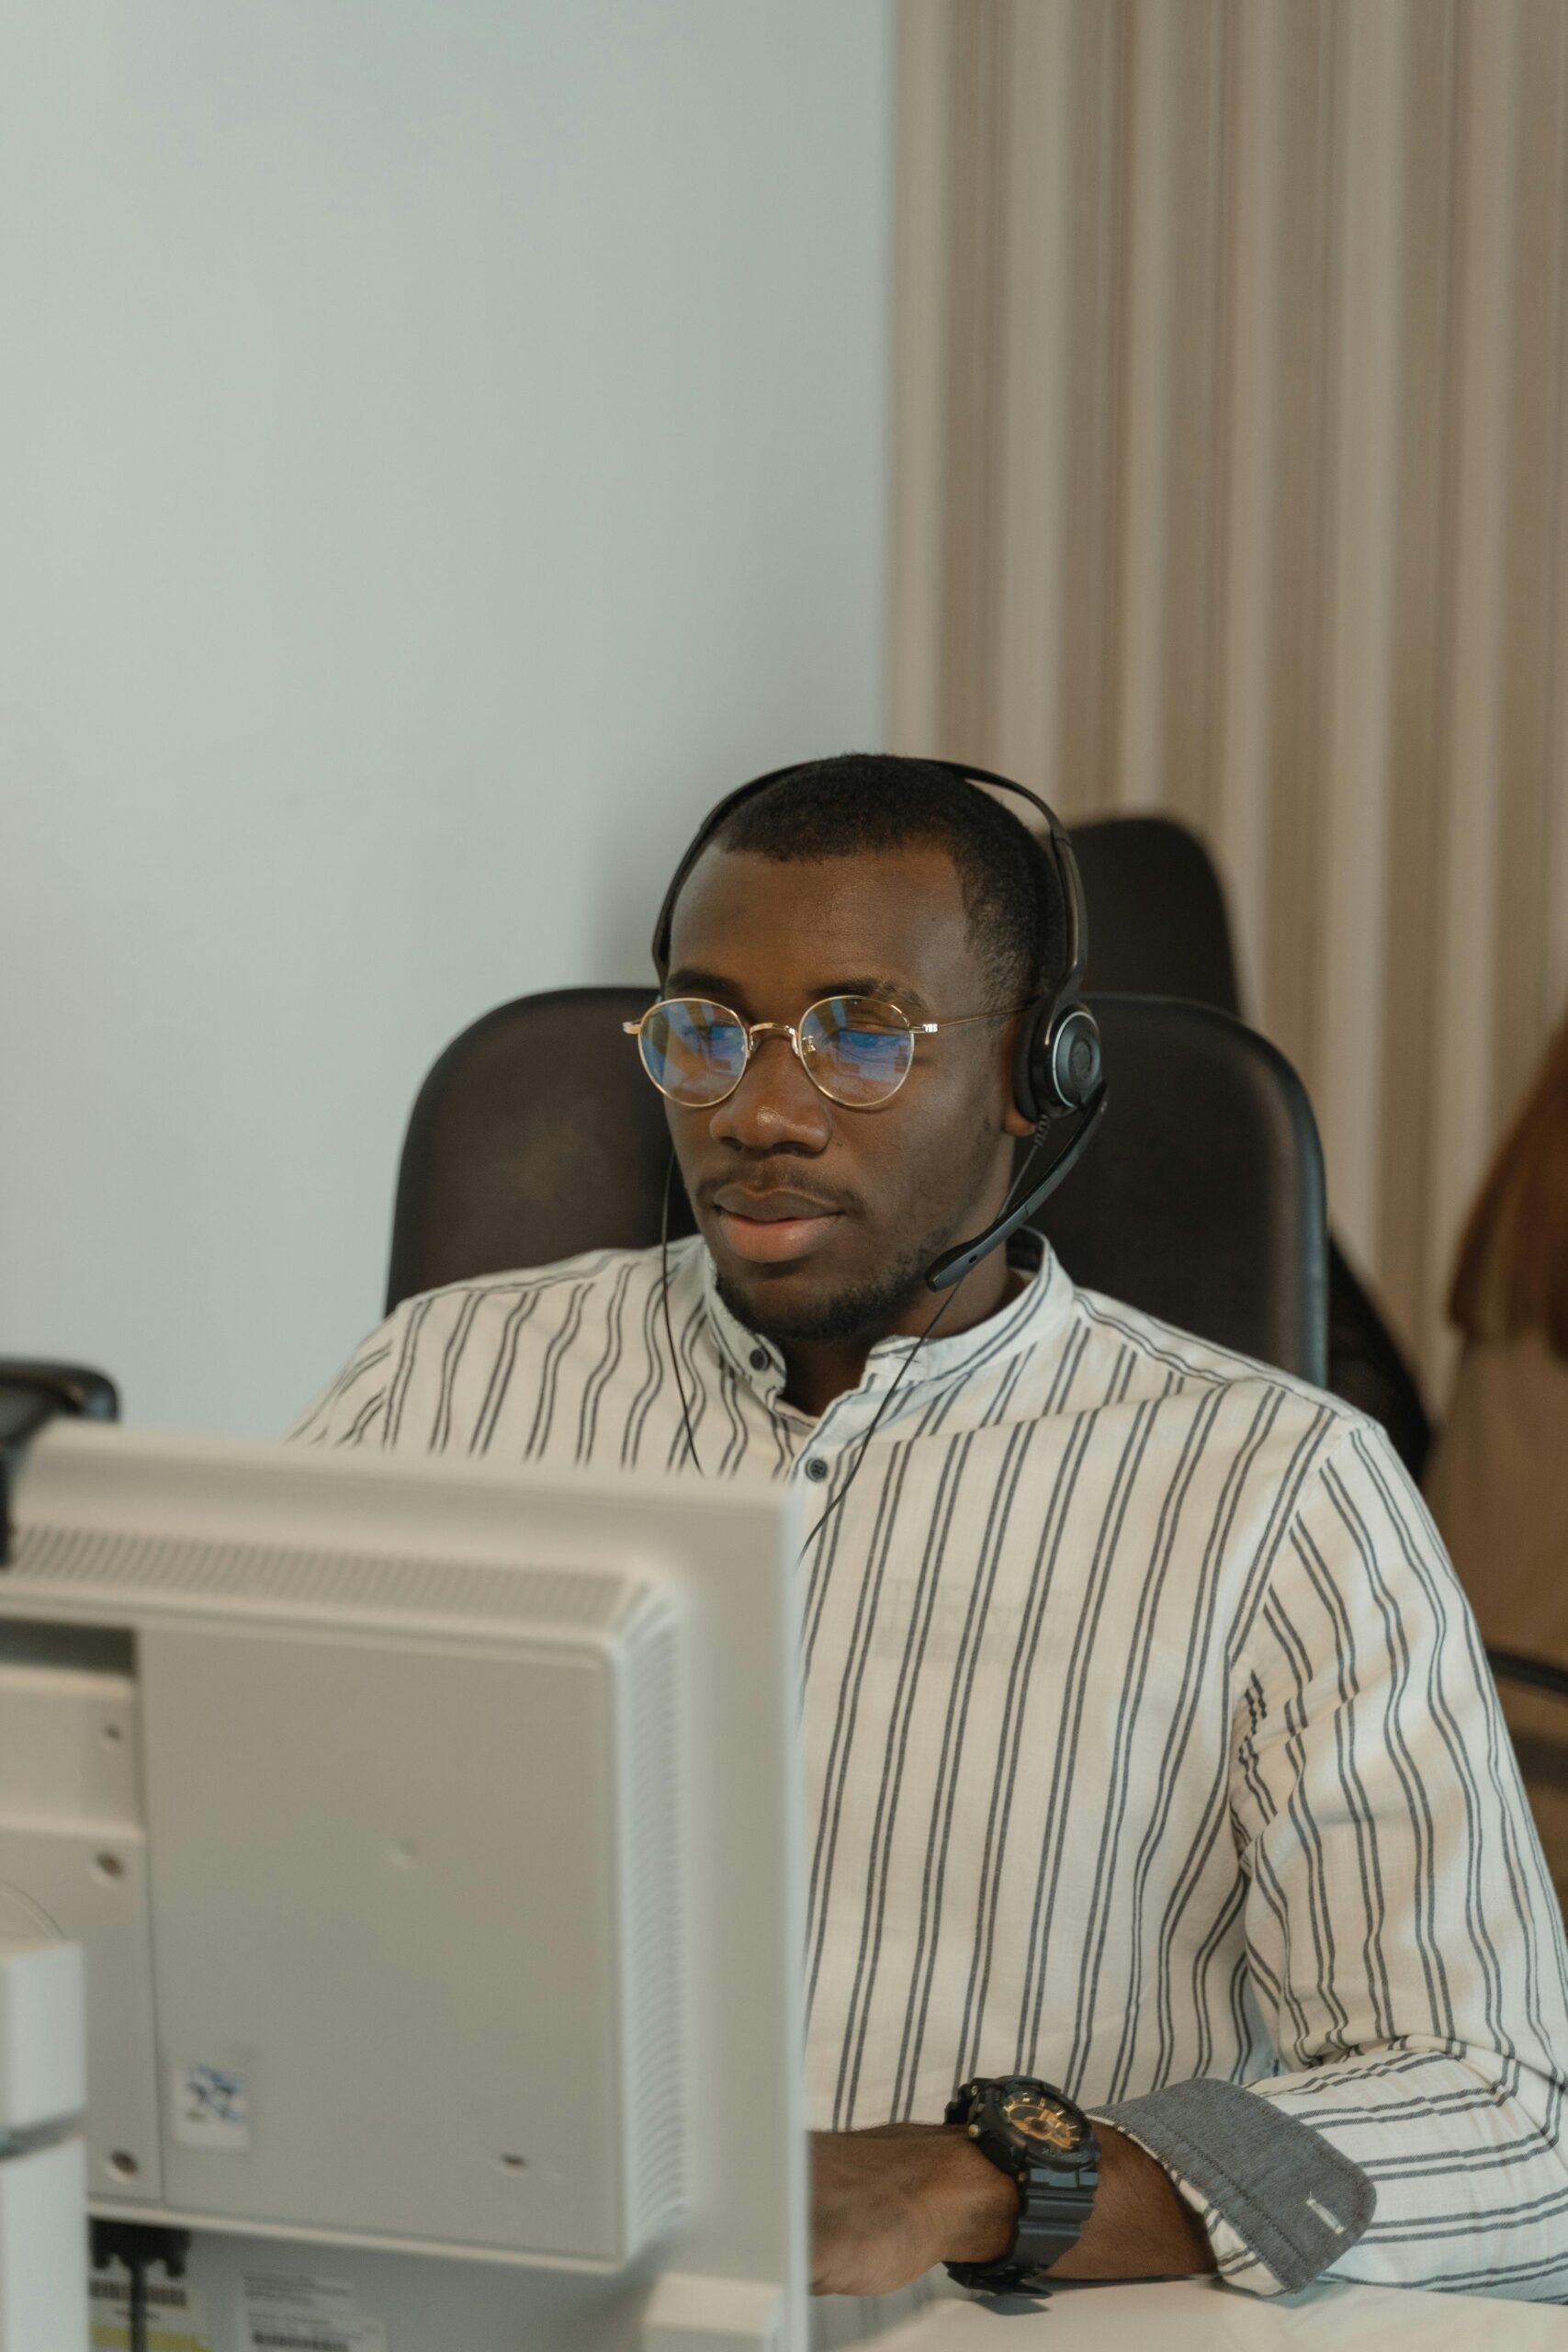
<box><xmin>652</xmin><ymin>755</ymin><xmax>1108</xmax><ymax>1295</ymax></box>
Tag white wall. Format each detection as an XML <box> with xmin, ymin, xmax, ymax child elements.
<box><xmin>0</xmin><ymin>2</ymin><xmax>893</xmax><ymax>1435</ymax></box>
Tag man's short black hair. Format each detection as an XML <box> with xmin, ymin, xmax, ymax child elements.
<box><xmin>704</xmin><ymin>752</ymin><xmax>1066</xmax><ymax>1005</ymax></box>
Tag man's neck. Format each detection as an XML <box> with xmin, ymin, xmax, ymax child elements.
<box><xmin>779</xmin><ymin>1250</ymin><xmax>1021</xmax><ymax>1419</ymax></box>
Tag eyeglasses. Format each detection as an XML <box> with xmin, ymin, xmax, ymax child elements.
<box><xmin>624</xmin><ymin>993</ymin><xmax>1023</xmax><ymax>1111</ymax></box>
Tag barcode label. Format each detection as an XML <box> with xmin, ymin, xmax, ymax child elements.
<box><xmin>240</xmin><ymin>2312</ymin><xmax>386</xmax><ymax>2352</ymax></box>
<box><xmin>250</xmin><ymin>2336</ymin><xmax>353</xmax><ymax>2351</ymax></box>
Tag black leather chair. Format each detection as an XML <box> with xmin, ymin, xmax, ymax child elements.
<box><xmin>388</xmin><ymin>989</ymin><xmax>1328</xmax><ymax>1384</ymax></box>
<box><xmin>1070</xmin><ymin>817</ymin><xmax>1243</xmax><ymax>1012</ymax></box>
<box><xmin>1073</xmin><ymin>815</ymin><xmax>1434</xmax><ymax>1482</ymax></box>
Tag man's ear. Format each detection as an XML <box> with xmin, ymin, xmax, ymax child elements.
<box><xmin>1001</xmin><ymin>1013</ymin><xmax>1037</xmax><ymax>1140</ymax></box>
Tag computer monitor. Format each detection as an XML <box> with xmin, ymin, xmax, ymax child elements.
<box><xmin>1</xmin><ymin>1419</ymin><xmax>807</xmax><ymax>2352</ymax></box>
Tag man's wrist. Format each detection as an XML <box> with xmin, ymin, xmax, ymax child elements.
<box><xmin>936</xmin><ymin>2119</ymin><xmax>1215</xmax><ymax>2283</ymax></box>
<box><xmin>1049</xmin><ymin>2124</ymin><xmax>1214</xmax><ymax>2280</ymax></box>
<box><xmin>932</xmin><ymin>2125</ymin><xmax>1021</xmax><ymax>2263</ymax></box>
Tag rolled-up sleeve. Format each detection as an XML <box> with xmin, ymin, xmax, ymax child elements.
<box><xmin>1108</xmin><ymin>1419</ymin><xmax>1568</xmax><ymax>2299</ymax></box>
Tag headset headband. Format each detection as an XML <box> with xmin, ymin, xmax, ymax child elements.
<box><xmin>650</xmin><ymin>755</ymin><xmax>1088</xmax><ymax>1009</ymax></box>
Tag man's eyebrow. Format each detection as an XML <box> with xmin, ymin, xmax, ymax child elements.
<box><xmin>662</xmin><ymin>969</ymin><xmax>933</xmax><ymax>1013</ymax></box>
<box><xmin>816</xmin><ymin>977</ymin><xmax>934</xmax><ymax>1013</ymax></box>
<box><xmin>663</xmin><ymin>967</ymin><xmax>747</xmax><ymax>1003</ymax></box>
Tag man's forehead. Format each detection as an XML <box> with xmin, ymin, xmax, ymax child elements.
<box><xmin>665</xmin><ymin>842</ymin><xmax>979</xmax><ymax>1000</ymax></box>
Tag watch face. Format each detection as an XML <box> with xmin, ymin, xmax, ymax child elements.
<box><xmin>998</xmin><ymin>2084</ymin><xmax>1085</xmax><ymax>2155</ymax></box>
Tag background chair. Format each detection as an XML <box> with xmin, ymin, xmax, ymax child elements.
<box><xmin>388</xmin><ymin>989</ymin><xmax>1328</xmax><ymax>1383</ymax></box>
<box><xmin>1073</xmin><ymin>814</ymin><xmax>1434</xmax><ymax>1484</ymax></box>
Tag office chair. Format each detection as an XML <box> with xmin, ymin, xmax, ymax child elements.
<box><xmin>388</xmin><ymin>989</ymin><xmax>1327</xmax><ymax>1383</ymax></box>
<box><xmin>1073</xmin><ymin>815</ymin><xmax>1434</xmax><ymax>1486</ymax></box>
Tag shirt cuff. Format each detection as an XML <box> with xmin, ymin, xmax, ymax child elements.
<box><xmin>1090</xmin><ymin>2077</ymin><xmax>1376</xmax><ymax>2296</ymax></box>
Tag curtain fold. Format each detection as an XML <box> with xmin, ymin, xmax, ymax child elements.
<box><xmin>891</xmin><ymin>0</ymin><xmax>1568</xmax><ymax>1391</ymax></box>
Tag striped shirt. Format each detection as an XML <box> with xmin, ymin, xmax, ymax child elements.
<box><xmin>292</xmin><ymin>1233</ymin><xmax>1568</xmax><ymax>2301</ymax></box>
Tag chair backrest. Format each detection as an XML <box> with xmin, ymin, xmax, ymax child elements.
<box><xmin>387</xmin><ymin>988</ymin><xmax>1329</xmax><ymax>1385</ymax></box>
<box><xmin>1071</xmin><ymin>816</ymin><xmax>1243</xmax><ymax>1012</ymax></box>
<box><xmin>1072</xmin><ymin>812</ymin><xmax>1433</xmax><ymax>1477</ymax></box>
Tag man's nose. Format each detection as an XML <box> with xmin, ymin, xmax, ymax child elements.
<box><xmin>709</xmin><ymin>1029</ymin><xmax>833</xmax><ymax>1150</ymax></box>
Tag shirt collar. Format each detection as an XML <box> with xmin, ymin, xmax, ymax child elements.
<box><xmin>699</xmin><ymin>1227</ymin><xmax>1075</xmax><ymax>1414</ymax></box>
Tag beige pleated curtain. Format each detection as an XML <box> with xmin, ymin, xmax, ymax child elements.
<box><xmin>890</xmin><ymin>0</ymin><xmax>1568</xmax><ymax>1396</ymax></box>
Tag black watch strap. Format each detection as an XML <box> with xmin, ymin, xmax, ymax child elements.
<box><xmin>942</xmin><ymin>2076</ymin><xmax>1100</xmax><ymax>2298</ymax></box>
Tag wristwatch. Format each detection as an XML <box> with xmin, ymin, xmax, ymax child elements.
<box><xmin>942</xmin><ymin>2075</ymin><xmax>1100</xmax><ymax>2297</ymax></box>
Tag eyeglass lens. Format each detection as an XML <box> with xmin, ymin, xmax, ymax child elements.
<box><xmin>637</xmin><ymin>999</ymin><xmax>748</xmax><ymax>1105</ymax></box>
<box><xmin>798</xmin><ymin>997</ymin><xmax>914</xmax><ymax>1105</ymax></box>
<box><xmin>637</xmin><ymin>996</ymin><xmax>915</xmax><ymax>1107</ymax></box>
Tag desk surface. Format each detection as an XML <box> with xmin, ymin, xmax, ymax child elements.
<box><xmin>816</xmin><ymin>2274</ymin><xmax>1568</xmax><ymax>2349</ymax></box>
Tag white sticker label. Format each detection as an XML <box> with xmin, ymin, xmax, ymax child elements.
<box><xmin>89</xmin><ymin>2270</ymin><xmax>211</xmax><ymax>2349</ymax></box>
<box><xmin>170</xmin><ymin>2060</ymin><xmax>252</xmax><ymax>2150</ymax></box>
<box><xmin>239</xmin><ymin>2274</ymin><xmax>386</xmax><ymax>2352</ymax></box>
<box><xmin>241</xmin><ymin>2275</ymin><xmax>358</xmax><ymax>2323</ymax></box>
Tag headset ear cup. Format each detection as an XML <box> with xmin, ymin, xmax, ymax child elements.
<box><xmin>1048</xmin><ymin>1005</ymin><xmax>1103</xmax><ymax>1111</ymax></box>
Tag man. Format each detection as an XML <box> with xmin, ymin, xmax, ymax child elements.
<box><xmin>295</xmin><ymin>754</ymin><xmax>1568</xmax><ymax>2301</ymax></box>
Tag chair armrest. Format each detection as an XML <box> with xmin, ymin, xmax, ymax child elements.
<box><xmin>1486</xmin><ymin>1648</ymin><xmax>1568</xmax><ymax>1704</ymax></box>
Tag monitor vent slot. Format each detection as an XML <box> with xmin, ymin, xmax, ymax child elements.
<box><xmin>620</xmin><ymin>1589</ymin><xmax>689</xmax><ymax>2244</ymax></box>
<box><xmin>7</xmin><ymin>1521</ymin><xmax>634</xmax><ymax>1633</ymax></box>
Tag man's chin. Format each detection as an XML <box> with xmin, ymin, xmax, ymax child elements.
<box><xmin>711</xmin><ymin>1257</ymin><xmax>933</xmax><ymax>1351</ymax></box>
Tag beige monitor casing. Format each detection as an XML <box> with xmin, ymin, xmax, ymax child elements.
<box><xmin>0</xmin><ymin>1425</ymin><xmax>807</xmax><ymax>2351</ymax></box>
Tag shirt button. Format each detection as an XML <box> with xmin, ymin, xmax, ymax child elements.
<box><xmin>750</xmin><ymin>1348</ymin><xmax>769</xmax><ymax>1372</ymax></box>
<box><xmin>805</xmin><ymin>1456</ymin><xmax>829</xmax><ymax>1483</ymax></box>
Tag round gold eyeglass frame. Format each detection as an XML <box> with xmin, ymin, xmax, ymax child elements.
<box><xmin>623</xmin><ymin>994</ymin><xmax>1025</xmax><ymax>1112</ymax></box>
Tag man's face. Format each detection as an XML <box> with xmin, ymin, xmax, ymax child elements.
<box><xmin>660</xmin><ymin>842</ymin><xmax>1033</xmax><ymax>1347</ymax></box>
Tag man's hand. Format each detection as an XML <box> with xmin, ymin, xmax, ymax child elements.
<box><xmin>809</xmin><ymin>2121</ymin><xmax>1215</xmax><ymax>2298</ymax></box>
<box><xmin>810</xmin><ymin>2123</ymin><xmax>1014</xmax><ymax>2296</ymax></box>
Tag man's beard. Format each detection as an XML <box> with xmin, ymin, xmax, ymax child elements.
<box><xmin>713</xmin><ymin>1226</ymin><xmax>958</xmax><ymax>1350</ymax></box>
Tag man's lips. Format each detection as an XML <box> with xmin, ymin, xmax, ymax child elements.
<box><xmin>708</xmin><ymin>1185</ymin><xmax>848</xmax><ymax>1266</ymax></box>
